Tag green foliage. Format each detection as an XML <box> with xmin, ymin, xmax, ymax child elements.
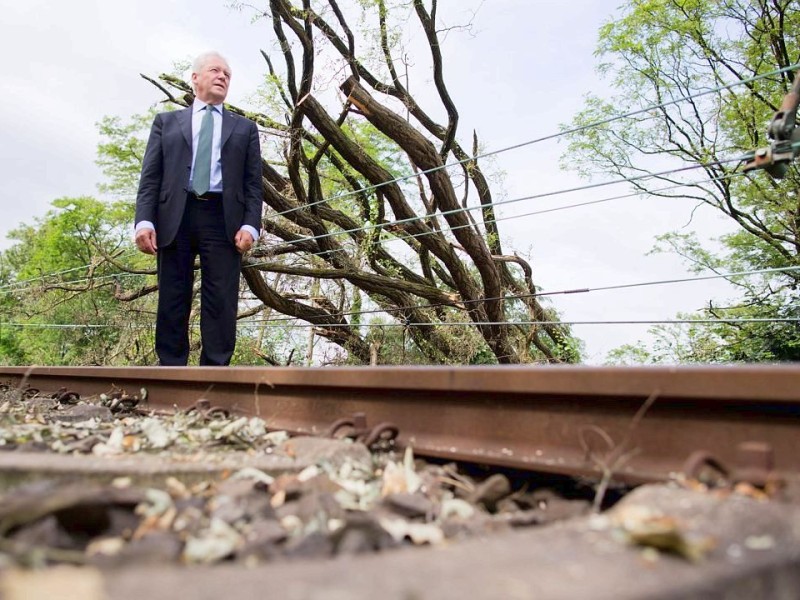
<box><xmin>607</xmin><ymin>299</ymin><xmax>800</xmax><ymax>364</ymax></box>
<box><xmin>566</xmin><ymin>0</ymin><xmax>800</xmax><ymax>363</ymax></box>
<box><xmin>11</xmin><ymin>197</ymin><xmax>130</xmax><ymax>281</ymax></box>
<box><xmin>0</xmin><ymin>196</ymin><xmax>149</xmax><ymax>365</ymax></box>
<box><xmin>0</xmin><ymin>257</ymin><xmax>27</xmax><ymax>364</ymax></box>
<box><xmin>96</xmin><ymin>109</ymin><xmax>160</xmax><ymax>199</ymax></box>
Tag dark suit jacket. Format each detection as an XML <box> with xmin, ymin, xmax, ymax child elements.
<box><xmin>135</xmin><ymin>106</ymin><xmax>263</xmax><ymax>247</ymax></box>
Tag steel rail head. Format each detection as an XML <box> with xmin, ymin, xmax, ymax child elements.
<box><xmin>1</xmin><ymin>365</ymin><xmax>799</xmax><ymax>488</ymax></box>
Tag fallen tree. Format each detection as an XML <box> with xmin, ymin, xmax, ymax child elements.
<box><xmin>136</xmin><ymin>0</ymin><xmax>579</xmax><ymax>364</ymax></box>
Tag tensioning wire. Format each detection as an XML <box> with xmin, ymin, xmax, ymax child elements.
<box><xmin>3</xmin><ymin>117</ymin><xmax>795</xmax><ymax>299</ymax></box>
<box><xmin>240</xmin><ymin>265</ymin><xmax>800</xmax><ymax>325</ymax></box>
<box><xmin>0</xmin><ymin>160</ymin><xmax>747</xmax><ymax>298</ymax></box>
<box><xmin>3</xmin><ymin>63</ymin><xmax>797</xmax><ymax>294</ymax></box>
<box><xmin>235</xmin><ymin>317</ymin><xmax>800</xmax><ymax>328</ymax></box>
<box><xmin>3</xmin><ymin>317</ymin><xmax>798</xmax><ymax>330</ymax></box>
<box><xmin>0</xmin><ymin>249</ymin><xmax>141</xmax><ymax>293</ymax></box>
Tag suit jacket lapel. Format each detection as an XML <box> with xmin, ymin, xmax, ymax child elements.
<box><xmin>178</xmin><ymin>107</ymin><xmax>192</xmax><ymax>149</ymax></box>
<box><xmin>221</xmin><ymin>109</ymin><xmax>235</xmax><ymax>148</ymax></box>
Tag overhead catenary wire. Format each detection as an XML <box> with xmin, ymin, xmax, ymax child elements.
<box><xmin>3</xmin><ymin>63</ymin><xmax>797</xmax><ymax>295</ymax></box>
<box><xmin>4</xmin><ymin>144</ymin><xmax>782</xmax><ymax>298</ymax></box>
<box><xmin>484</xmin><ymin>171</ymin><xmax>746</xmax><ymax>222</ymax></box>
<box><xmin>252</xmin><ymin>165</ymin><xmax>752</xmax><ymax>264</ymax></box>
<box><xmin>1</xmin><ymin>66</ymin><xmax>796</xmax><ymax>310</ymax></box>
<box><xmin>1</xmin><ymin>160</ymin><xmax>796</xmax><ymax>313</ymax></box>
<box><xmin>0</xmin><ymin>161</ymin><xmax>751</xmax><ymax>297</ymax></box>
<box><xmin>266</xmin><ymin>62</ymin><xmax>800</xmax><ymax>219</ymax></box>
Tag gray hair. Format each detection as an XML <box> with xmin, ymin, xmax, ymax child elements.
<box><xmin>190</xmin><ymin>51</ymin><xmax>231</xmax><ymax>92</ymax></box>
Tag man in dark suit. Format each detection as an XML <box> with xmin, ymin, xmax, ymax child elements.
<box><xmin>134</xmin><ymin>51</ymin><xmax>262</xmax><ymax>366</ymax></box>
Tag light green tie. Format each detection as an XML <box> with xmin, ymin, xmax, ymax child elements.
<box><xmin>192</xmin><ymin>105</ymin><xmax>215</xmax><ymax>196</ymax></box>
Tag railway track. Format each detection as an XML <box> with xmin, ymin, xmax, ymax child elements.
<box><xmin>2</xmin><ymin>364</ymin><xmax>799</xmax><ymax>488</ymax></box>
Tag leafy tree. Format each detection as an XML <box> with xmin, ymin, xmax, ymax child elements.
<box><xmin>0</xmin><ymin>197</ymin><xmax>156</xmax><ymax>365</ymax></box>
<box><xmin>566</xmin><ymin>0</ymin><xmax>800</xmax><ymax>362</ymax></box>
<box><xmin>96</xmin><ymin>110</ymin><xmax>160</xmax><ymax>199</ymax></box>
<box><xmin>608</xmin><ymin>300</ymin><xmax>800</xmax><ymax>364</ymax></box>
<box><xmin>0</xmin><ymin>255</ymin><xmax>27</xmax><ymax>364</ymax></box>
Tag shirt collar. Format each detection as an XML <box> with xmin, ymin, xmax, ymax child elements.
<box><xmin>192</xmin><ymin>99</ymin><xmax>223</xmax><ymax>115</ymax></box>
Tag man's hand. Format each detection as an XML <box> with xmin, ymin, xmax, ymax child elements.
<box><xmin>234</xmin><ymin>229</ymin><xmax>255</xmax><ymax>254</ymax></box>
<box><xmin>135</xmin><ymin>228</ymin><xmax>158</xmax><ymax>255</ymax></box>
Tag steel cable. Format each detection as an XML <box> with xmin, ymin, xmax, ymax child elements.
<box><xmin>2</xmin><ymin>317</ymin><xmax>797</xmax><ymax>330</ymax></box>
<box><xmin>266</xmin><ymin>62</ymin><xmax>800</xmax><ymax>219</ymax></box>
<box><xmin>3</xmin><ymin>64</ymin><xmax>796</xmax><ymax>294</ymax></box>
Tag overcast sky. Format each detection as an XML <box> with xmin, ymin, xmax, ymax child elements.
<box><xmin>0</xmin><ymin>0</ymin><xmax>740</xmax><ymax>362</ymax></box>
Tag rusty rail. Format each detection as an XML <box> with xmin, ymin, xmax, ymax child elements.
<box><xmin>1</xmin><ymin>365</ymin><xmax>799</xmax><ymax>485</ymax></box>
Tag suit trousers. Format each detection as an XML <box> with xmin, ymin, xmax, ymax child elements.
<box><xmin>155</xmin><ymin>196</ymin><xmax>241</xmax><ymax>366</ymax></box>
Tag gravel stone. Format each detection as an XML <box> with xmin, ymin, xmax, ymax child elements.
<box><xmin>50</xmin><ymin>404</ymin><xmax>113</xmax><ymax>423</ymax></box>
<box><xmin>383</xmin><ymin>492</ymin><xmax>435</xmax><ymax>519</ymax></box>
